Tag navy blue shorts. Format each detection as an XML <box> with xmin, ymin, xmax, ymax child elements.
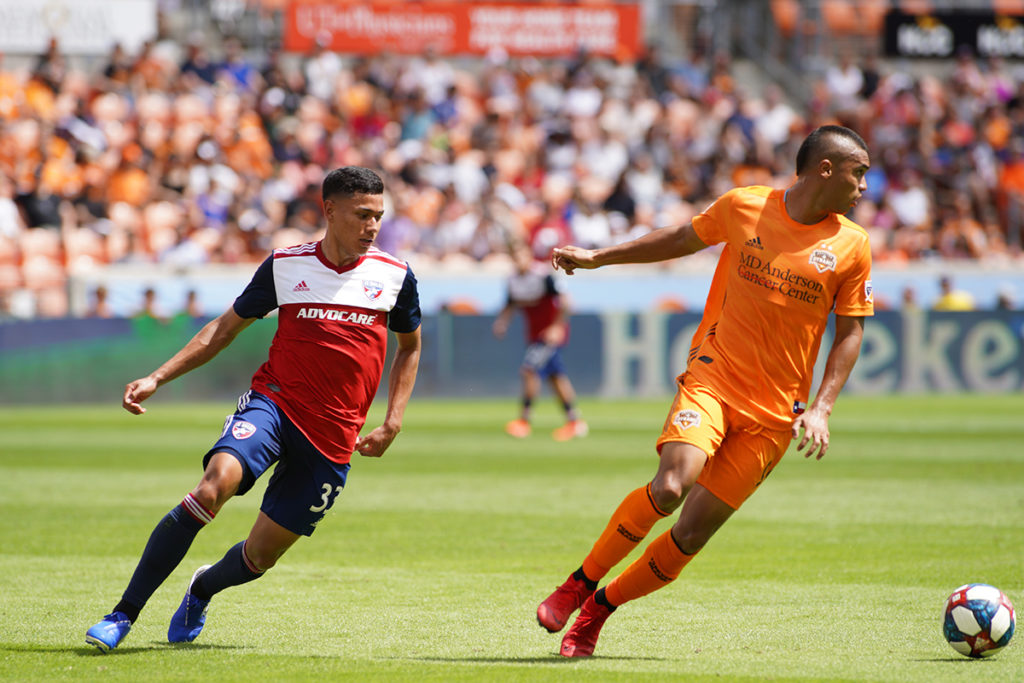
<box><xmin>204</xmin><ymin>390</ymin><xmax>350</xmax><ymax>537</ymax></box>
<box><xmin>522</xmin><ymin>342</ymin><xmax>566</xmax><ymax>378</ymax></box>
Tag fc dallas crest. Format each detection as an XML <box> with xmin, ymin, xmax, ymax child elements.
<box><xmin>231</xmin><ymin>420</ymin><xmax>257</xmax><ymax>440</ymax></box>
<box><xmin>362</xmin><ymin>280</ymin><xmax>383</xmax><ymax>301</ymax></box>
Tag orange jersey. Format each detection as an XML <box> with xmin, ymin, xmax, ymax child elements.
<box><xmin>687</xmin><ymin>186</ymin><xmax>874</xmax><ymax>429</ymax></box>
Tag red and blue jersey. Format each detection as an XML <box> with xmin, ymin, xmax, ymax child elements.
<box><xmin>233</xmin><ymin>241</ymin><xmax>420</xmax><ymax>464</ymax></box>
<box><xmin>507</xmin><ymin>267</ymin><xmax>563</xmax><ymax>344</ymax></box>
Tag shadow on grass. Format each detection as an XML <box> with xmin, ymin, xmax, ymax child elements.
<box><xmin>911</xmin><ymin>656</ymin><xmax>997</xmax><ymax>663</ymax></box>
<box><xmin>397</xmin><ymin>654</ymin><xmax>667</xmax><ymax>664</ymax></box>
<box><xmin>160</xmin><ymin>642</ymin><xmax>247</xmax><ymax>652</ymax></box>
<box><xmin>0</xmin><ymin>642</ymin><xmax>246</xmax><ymax>656</ymax></box>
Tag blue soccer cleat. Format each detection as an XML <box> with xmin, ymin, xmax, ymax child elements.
<box><xmin>168</xmin><ymin>565</ymin><xmax>212</xmax><ymax>643</ymax></box>
<box><xmin>85</xmin><ymin>611</ymin><xmax>132</xmax><ymax>652</ymax></box>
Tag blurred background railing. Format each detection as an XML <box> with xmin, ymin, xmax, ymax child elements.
<box><xmin>2</xmin><ymin>1</ymin><xmax>1024</xmax><ymax>400</ymax></box>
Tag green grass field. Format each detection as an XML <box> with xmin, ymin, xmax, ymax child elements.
<box><xmin>1</xmin><ymin>395</ymin><xmax>1022</xmax><ymax>682</ymax></box>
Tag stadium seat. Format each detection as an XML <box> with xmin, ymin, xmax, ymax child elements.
<box><xmin>654</xmin><ymin>295</ymin><xmax>688</xmax><ymax>313</ymax></box>
<box><xmin>0</xmin><ymin>263</ymin><xmax>22</xmax><ymax>290</ymax></box>
<box><xmin>770</xmin><ymin>0</ymin><xmax>800</xmax><ymax>37</ymax></box>
<box><xmin>0</xmin><ymin>236</ymin><xmax>18</xmax><ymax>266</ymax></box>
<box><xmin>21</xmin><ymin>254</ymin><xmax>65</xmax><ymax>291</ymax></box>
<box><xmin>441</xmin><ymin>297</ymin><xmax>481</xmax><ymax>315</ymax></box>
<box><xmin>822</xmin><ymin>0</ymin><xmax>859</xmax><ymax>36</ymax></box>
<box><xmin>859</xmin><ymin>0</ymin><xmax>891</xmax><ymax>35</ymax></box>
<box><xmin>65</xmin><ymin>228</ymin><xmax>109</xmax><ymax>273</ymax></box>
<box><xmin>897</xmin><ymin>0</ymin><xmax>933</xmax><ymax>13</ymax></box>
<box><xmin>993</xmin><ymin>0</ymin><xmax>1024</xmax><ymax>15</ymax></box>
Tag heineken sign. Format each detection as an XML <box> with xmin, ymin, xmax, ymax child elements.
<box><xmin>884</xmin><ymin>10</ymin><xmax>1024</xmax><ymax>58</ymax></box>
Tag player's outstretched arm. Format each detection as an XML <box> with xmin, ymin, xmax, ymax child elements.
<box><xmin>123</xmin><ymin>307</ymin><xmax>255</xmax><ymax>414</ymax></box>
<box><xmin>492</xmin><ymin>304</ymin><xmax>515</xmax><ymax>339</ymax></box>
<box><xmin>551</xmin><ymin>223</ymin><xmax>707</xmax><ymax>275</ymax></box>
<box><xmin>792</xmin><ymin>315</ymin><xmax>865</xmax><ymax>459</ymax></box>
<box><xmin>356</xmin><ymin>326</ymin><xmax>422</xmax><ymax>458</ymax></box>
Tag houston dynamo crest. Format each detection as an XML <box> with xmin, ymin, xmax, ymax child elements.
<box><xmin>809</xmin><ymin>246</ymin><xmax>837</xmax><ymax>273</ymax></box>
<box><xmin>672</xmin><ymin>409</ymin><xmax>701</xmax><ymax>430</ymax></box>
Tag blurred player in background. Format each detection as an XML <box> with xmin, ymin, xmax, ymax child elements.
<box><xmin>492</xmin><ymin>244</ymin><xmax>587</xmax><ymax>441</ymax></box>
<box><xmin>86</xmin><ymin>167</ymin><xmax>422</xmax><ymax>651</ymax></box>
<box><xmin>538</xmin><ymin>125</ymin><xmax>874</xmax><ymax>656</ymax></box>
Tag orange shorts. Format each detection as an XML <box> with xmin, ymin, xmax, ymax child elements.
<box><xmin>656</xmin><ymin>375</ymin><xmax>792</xmax><ymax>510</ymax></box>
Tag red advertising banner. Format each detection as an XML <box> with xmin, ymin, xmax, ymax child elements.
<box><xmin>284</xmin><ymin>2</ymin><xmax>642</xmax><ymax>59</ymax></box>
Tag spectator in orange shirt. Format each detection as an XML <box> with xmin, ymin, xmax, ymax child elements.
<box><xmin>107</xmin><ymin>153</ymin><xmax>152</xmax><ymax>207</ymax></box>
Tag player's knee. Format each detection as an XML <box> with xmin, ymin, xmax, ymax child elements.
<box><xmin>191</xmin><ymin>481</ymin><xmax>230</xmax><ymax>513</ymax></box>
<box><xmin>648</xmin><ymin>476</ymin><xmax>688</xmax><ymax>512</ymax></box>
<box><xmin>193</xmin><ymin>456</ymin><xmax>242</xmax><ymax>512</ymax></box>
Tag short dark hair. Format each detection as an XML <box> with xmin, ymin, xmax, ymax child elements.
<box><xmin>322</xmin><ymin>166</ymin><xmax>384</xmax><ymax>202</ymax></box>
<box><xmin>795</xmin><ymin>125</ymin><xmax>868</xmax><ymax>176</ymax></box>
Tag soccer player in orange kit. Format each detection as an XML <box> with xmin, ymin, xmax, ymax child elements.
<box><xmin>537</xmin><ymin>125</ymin><xmax>875</xmax><ymax>657</ymax></box>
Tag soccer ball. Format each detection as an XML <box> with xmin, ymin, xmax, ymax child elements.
<box><xmin>943</xmin><ymin>583</ymin><xmax>1015</xmax><ymax>658</ymax></box>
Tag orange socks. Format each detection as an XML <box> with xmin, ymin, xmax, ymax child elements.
<box><xmin>581</xmin><ymin>484</ymin><xmax>670</xmax><ymax>581</ymax></box>
<box><xmin>603</xmin><ymin>529</ymin><xmax>695</xmax><ymax>606</ymax></box>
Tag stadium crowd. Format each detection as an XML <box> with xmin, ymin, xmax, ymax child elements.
<box><xmin>2</xmin><ymin>29</ymin><xmax>1024</xmax><ymax>317</ymax></box>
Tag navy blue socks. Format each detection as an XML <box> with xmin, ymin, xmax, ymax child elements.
<box><xmin>114</xmin><ymin>495</ymin><xmax>212</xmax><ymax>622</ymax></box>
<box><xmin>192</xmin><ymin>541</ymin><xmax>264</xmax><ymax>601</ymax></box>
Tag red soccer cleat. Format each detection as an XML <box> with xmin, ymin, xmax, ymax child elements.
<box><xmin>537</xmin><ymin>573</ymin><xmax>595</xmax><ymax>633</ymax></box>
<box><xmin>552</xmin><ymin>420</ymin><xmax>588</xmax><ymax>442</ymax></box>
<box><xmin>505</xmin><ymin>419</ymin><xmax>531</xmax><ymax>438</ymax></box>
<box><xmin>560</xmin><ymin>595</ymin><xmax>613</xmax><ymax>657</ymax></box>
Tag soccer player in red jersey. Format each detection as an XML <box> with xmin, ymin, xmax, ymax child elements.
<box><xmin>493</xmin><ymin>244</ymin><xmax>587</xmax><ymax>441</ymax></box>
<box><xmin>538</xmin><ymin>126</ymin><xmax>874</xmax><ymax>657</ymax></box>
<box><xmin>86</xmin><ymin>167</ymin><xmax>422</xmax><ymax>651</ymax></box>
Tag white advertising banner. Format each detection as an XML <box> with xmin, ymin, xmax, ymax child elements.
<box><xmin>0</xmin><ymin>0</ymin><xmax>157</xmax><ymax>55</ymax></box>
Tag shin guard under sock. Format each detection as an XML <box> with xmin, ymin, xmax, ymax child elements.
<box><xmin>191</xmin><ymin>541</ymin><xmax>264</xmax><ymax>601</ymax></box>
<box><xmin>116</xmin><ymin>494</ymin><xmax>213</xmax><ymax>621</ymax></box>
<box><xmin>581</xmin><ymin>483</ymin><xmax>670</xmax><ymax>581</ymax></box>
<box><xmin>603</xmin><ymin>529</ymin><xmax>695</xmax><ymax>607</ymax></box>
